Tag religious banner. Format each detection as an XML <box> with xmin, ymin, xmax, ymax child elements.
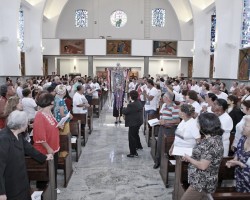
<box><xmin>108</xmin><ymin>64</ymin><xmax>129</xmax><ymax>114</ymax></box>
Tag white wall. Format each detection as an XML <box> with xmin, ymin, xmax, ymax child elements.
<box><xmin>46</xmin><ymin>56</ymin><xmax>56</xmax><ymax>75</ymax></box>
<box><xmin>177</xmin><ymin>40</ymin><xmax>194</xmax><ymax>57</ymax></box>
<box><xmin>149</xmin><ymin>59</ymin><xmax>181</xmax><ymax>78</ymax></box>
<box><xmin>180</xmin><ymin>58</ymin><xmax>190</xmax><ymax>77</ymax></box>
<box><xmin>55</xmin><ymin>0</ymin><xmax>181</xmax><ymax>40</ymax></box>
<box><xmin>43</xmin><ymin>39</ymin><xmax>60</xmax><ymax>55</ymax></box>
<box><xmin>93</xmin><ymin>58</ymin><xmax>144</xmax><ymax>77</ymax></box>
<box><xmin>58</xmin><ymin>58</ymin><xmax>88</xmax><ymax>76</ymax></box>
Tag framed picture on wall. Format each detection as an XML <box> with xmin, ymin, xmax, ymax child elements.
<box><xmin>60</xmin><ymin>39</ymin><xmax>85</xmax><ymax>55</ymax></box>
<box><xmin>107</xmin><ymin>40</ymin><xmax>131</xmax><ymax>55</ymax></box>
<box><xmin>153</xmin><ymin>41</ymin><xmax>177</xmax><ymax>56</ymax></box>
<box><xmin>238</xmin><ymin>48</ymin><xmax>250</xmax><ymax>80</ymax></box>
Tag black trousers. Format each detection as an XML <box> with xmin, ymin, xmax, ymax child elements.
<box><xmin>128</xmin><ymin>125</ymin><xmax>142</xmax><ymax>154</ymax></box>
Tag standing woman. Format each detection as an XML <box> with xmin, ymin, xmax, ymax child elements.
<box><xmin>54</xmin><ymin>85</ymin><xmax>72</xmax><ymax>134</ymax></box>
<box><xmin>33</xmin><ymin>92</ymin><xmax>61</xmax><ymax>193</ymax></box>
<box><xmin>181</xmin><ymin>113</ymin><xmax>224</xmax><ymax>200</ymax></box>
<box><xmin>0</xmin><ymin>110</ymin><xmax>53</xmax><ymax>200</ymax></box>
<box><xmin>226</xmin><ymin>117</ymin><xmax>250</xmax><ymax>192</ymax></box>
<box><xmin>122</xmin><ymin>90</ymin><xmax>143</xmax><ymax>157</ymax></box>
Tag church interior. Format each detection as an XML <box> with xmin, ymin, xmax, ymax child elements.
<box><xmin>0</xmin><ymin>0</ymin><xmax>250</xmax><ymax>200</ymax></box>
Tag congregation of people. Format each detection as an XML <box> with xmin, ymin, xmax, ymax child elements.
<box><xmin>123</xmin><ymin>75</ymin><xmax>250</xmax><ymax>199</ymax></box>
<box><xmin>0</xmin><ymin>74</ymin><xmax>250</xmax><ymax>199</ymax></box>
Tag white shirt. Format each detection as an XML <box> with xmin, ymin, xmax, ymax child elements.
<box><xmin>173</xmin><ymin>85</ymin><xmax>180</xmax><ymax>93</ymax></box>
<box><xmin>216</xmin><ymin>92</ymin><xmax>228</xmax><ymax>101</ymax></box>
<box><xmin>173</xmin><ymin>90</ymin><xmax>184</xmax><ymax>102</ymax></box>
<box><xmin>144</xmin><ymin>87</ymin><xmax>158</xmax><ymax>111</ymax></box>
<box><xmin>174</xmin><ymin>118</ymin><xmax>200</xmax><ymax>148</ymax></box>
<box><xmin>73</xmin><ymin>92</ymin><xmax>88</xmax><ymax>114</ymax></box>
<box><xmin>128</xmin><ymin>82</ymin><xmax>136</xmax><ymax>92</ymax></box>
<box><xmin>191</xmin><ymin>85</ymin><xmax>200</xmax><ymax>93</ymax></box>
<box><xmin>22</xmin><ymin>97</ymin><xmax>37</xmax><ymax>120</ymax></box>
<box><xmin>16</xmin><ymin>86</ymin><xmax>23</xmax><ymax>99</ymax></box>
<box><xmin>92</xmin><ymin>82</ymin><xmax>100</xmax><ymax>98</ymax></box>
<box><xmin>233</xmin><ymin>115</ymin><xmax>250</xmax><ymax>147</ymax></box>
<box><xmin>140</xmin><ymin>84</ymin><xmax>147</xmax><ymax>101</ymax></box>
<box><xmin>219</xmin><ymin>112</ymin><xmax>233</xmax><ymax>157</ymax></box>
<box><xmin>241</xmin><ymin>94</ymin><xmax>250</xmax><ymax>102</ymax></box>
<box><xmin>191</xmin><ymin>101</ymin><xmax>202</xmax><ymax>115</ymax></box>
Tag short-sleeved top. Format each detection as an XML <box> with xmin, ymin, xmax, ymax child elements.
<box><xmin>73</xmin><ymin>92</ymin><xmax>88</xmax><ymax>114</ymax></box>
<box><xmin>216</xmin><ymin>92</ymin><xmax>228</xmax><ymax>101</ymax></box>
<box><xmin>191</xmin><ymin>101</ymin><xmax>202</xmax><ymax>115</ymax></box>
<box><xmin>160</xmin><ymin>103</ymin><xmax>179</xmax><ymax>121</ymax></box>
<box><xmin>174</xmin><ymin>118</ymin><xmax>200</xmax><ymax>148</ymax></box>
<box><xmin>235</xmin><ymin>136</ymin><xmax>250</xmax><ymax>192</ymax></box>
<box><xmin>53</xmin><ymin>95</ymin><xmax>69</xmax><ymax>122</ymax></box>
<box><xmin>188</xmin><ymin>135</ymin><xmax>223</xmax><ymax>193</ymax></box>
<box><xmin>33</xmin><ymin>111</ymin><xmax>60</xmax><ymax>155</ymax></box>
<box><xmin>22</xmin><ymin>97</ymin><xmax>37</xmax><ymax>120</ymax></box>
<box><xmin>144</xmin><ymin>87</ymin><xmax>159</xmax><ymax>111</ymax></box>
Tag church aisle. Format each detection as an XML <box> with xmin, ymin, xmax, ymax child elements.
<box><xmin>58</xmin><ymin>105</ymin><xmax>173</xmax><ymax>200</ymax></box>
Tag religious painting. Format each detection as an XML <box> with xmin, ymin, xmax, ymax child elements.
<box><xmin>153</xmin><ymin>41</ymin><xmax>177</xmax><ymax>56</ymax></box>
<box><xmin>210</xmin><ymin>55</ymin><xmax>214</xmax><ymax>79</ymax></box>
<box><xmin>128</xmin><ymin>71</ymin><xmax>138</xmax><ymax>79</ymax></box>
<box><xmin>96</xmin><ymin>71</ymin><xmax>108</xmax><ymax>79</ymax></box>
<box><xmin>60</xmin><ymin>39</ymin><xmax>84</xmax><ymax>55</ymax></box>
<box><xmin>107</xmin><ymin>40</ymin><xmax>131</xmax><ymax>55</ymax></box>
<box><xmin>238</xmin><ymin>48</ymin><xmax>250</xmax><ymax>80</ymax></box>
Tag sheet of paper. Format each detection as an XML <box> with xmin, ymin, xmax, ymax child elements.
<box><xmin>71</xmin><ymin>136</ymin><xmax>77</xmax><ymax>144</ymax></box>
<box><xmin>172</xmin><ymin>146</ymin><xmax>193</xmax><ymax>156</ymax></box>
<box><xmin>31</xmin><ymin>191</ymin><xmax>43</xmax><ymax>200</ymax></box>
<box><xmin>169</xmin><ymin>160</ymin><xmax>176</xmax><ymax>165</ymax></box>
<box><xmin>148</xmin><ymin>118</ymin><xmax>159</xmax><ymax>127</ymax></box>
<box><xmin>56</xmin><ymin>112</ymin><xmax>70</xmax><ymax>127</ymax></box>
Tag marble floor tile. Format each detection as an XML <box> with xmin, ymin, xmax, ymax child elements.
<box><xmin>57</xmin><ymin>105</ymin><xmax>173</xmax><ymax>200</ymax></box>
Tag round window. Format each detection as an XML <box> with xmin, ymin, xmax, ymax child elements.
<box><xmin>110</xmin><ymin>10</ymin><xmax>127</xmax><ymax>28</ymax></box>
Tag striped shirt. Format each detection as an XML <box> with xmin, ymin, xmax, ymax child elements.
<box><xmin>160</xmin><ymin>103</ymin><xmax>179</xmax><ymax>121</ymax></box>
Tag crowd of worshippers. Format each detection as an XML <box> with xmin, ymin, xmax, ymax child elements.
<box><xmin>0</xmin><ymin>75</ymin><xmax>108</xmax><ymax>199</ymax></box>
<box><xmin>126</xmin><ymin>75</ymin><xmax>250</xmax><ymax>196</ymax></box>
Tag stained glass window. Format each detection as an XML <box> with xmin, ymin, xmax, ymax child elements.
<box><xmin>242</xmin><ymin>0</ymin><xmax>250</xmax><ymax>48</ymax></box>
<box><xmin>75</xmin><ymin>9</ymin><xmax>88</xmax><ymax>27</ymax></box>
<box><xmin>18</xmin><ymin>7</ymin><xmax>24</xmax><ymax>52</ymax></box>
<box><xmin>152</xmin><ymin>8</ymin><xmax>165</xmax><ymax>27</ymax></box>
<box><xmin>110</xmin><ymin>10</ymin><xmax>127</xmax><ymax>28</ymax></box>
<box><xmin>210</xmin><ymin>9</ymin><xmax>216</xmax><ymax>53</ymax></box>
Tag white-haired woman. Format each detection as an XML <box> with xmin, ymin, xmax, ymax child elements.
<box><xmin>0</xmin><ymin>110</ymin><xmax>53</xmax><ymax>200</ymax></box>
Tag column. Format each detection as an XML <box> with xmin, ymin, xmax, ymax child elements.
<box><xmin>24</xmin><ymin>0</ymin><xmax>46</xmax><ymax>76</ymax></box>
<box><xmin>0</xmin><ymin>0</ymin><xmax>21</xmax><ymax>76</ymax></box>
<box><xmin>213</xmin><ymin>0</ymin><xmax>242</xmax><ymax>79</ymax></box>
<box><xmin>88</xmin><ymin>56</ymin><xmax>93</xmax><ymax>77</ymax></box>
<box><xmin>144</xmin><ymin>56</ymin><xmax>149</xmax><ymax>77</ymax></box>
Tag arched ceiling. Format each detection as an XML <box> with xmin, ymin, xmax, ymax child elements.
<box><xmin>43</xmin><ymin>0</ymin><xmax>68</xmax><ymax>19</ymax></box>
<box><xmin>168</xmin><ymin>0</ymin><xmax>193</xmax><ymax>22</ymax></box>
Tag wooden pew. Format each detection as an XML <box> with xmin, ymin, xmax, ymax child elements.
<box><xmin>145</xmin><ymin>113</ymin><xmax>159</xmax><ymax>147</ymax></box>
<box><xmin>87</xmin><ymin>107</ymin><xmax>93</xmax><ymax>134</ymax></box>
<box><xmin>69</xmin><ymin>120</ymin><xmax>82</xmax><ymax>162</ymax></box>
<box><xmin>159</xmin><ymin>125</ymin><xmax>176</xmax><ymax>188</ymax></box>
<box><xmin>26</xmin><ymin>158</ymin><xmax>57</xmax><ymax>200</ymax></box>
<box><xmin>58</xmin><ymin>133</ymin><xmax>73</xmax><ymax>187</ymax></box>
<box><xmin>150</xmin><ymin>125</ymin><xmax>160</xmax><ymax>160</ymax></box>
<box><xmin>72</xmin><ymin>113</ymin><xmax>88</xmax><ymax>145</ymax></box>
<box><xmin>91</xmin><ymin>98</ymin><xmax>101</xmax><ymax>118</ymax></box>
<box><xmin>173</xmin><ymin>157</ymin><xmax>250</xmax><ymax>200</ymax></box>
